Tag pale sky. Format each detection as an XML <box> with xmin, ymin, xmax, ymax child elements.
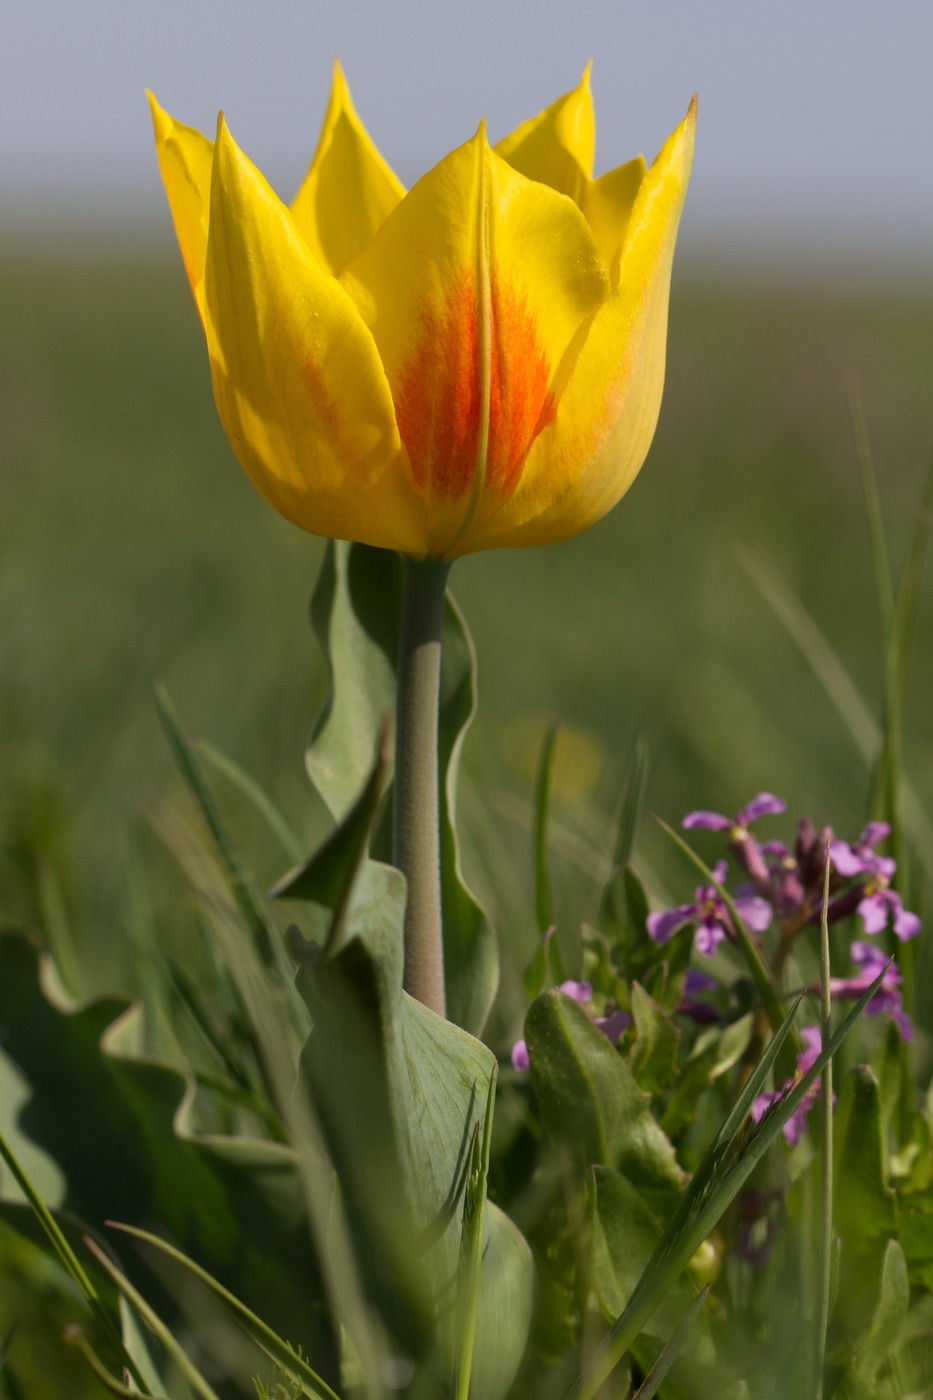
<box><xmin>3</xmin><ymin>0</ymin><xmax>932</xmax><ymax>279</ymax></box>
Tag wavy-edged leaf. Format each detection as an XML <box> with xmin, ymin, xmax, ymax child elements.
<box><xmin>306</xmin><ymin>541</ymin><xmax>496</xmax><ymax>1034</ymax></box>
<box><xmin>0</xmin><ymin>927</ymin><xmax>341</xmax><ymax>1391</ymax></box>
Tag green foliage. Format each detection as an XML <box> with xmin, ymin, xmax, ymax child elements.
<box><xmin>306</xmin><ymin>541</ymin><xmax>496</xmax><ymax>1035</ymax></box>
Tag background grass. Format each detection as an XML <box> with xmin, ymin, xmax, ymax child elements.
<box><xmin>2</xmin><ymin>255</ymin><xmax>930</xmax><ymax>996</ymax></box>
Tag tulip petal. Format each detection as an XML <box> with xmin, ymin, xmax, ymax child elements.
<box><xmin>147</xmin><ymin>92</ymin><xmax>213</xmax><ymax>314</ymax></box>
<box><xmin>460</xmin><ymin>99</ymin><xmax>696</xmax><ymax>554</ymax></box>
<box><xmin>341</xmin><ymin>128</ymin><xmax>609</xmax><ymax>556</ymax></box>
<box><xmin>290</xmin><ymin>61</ymin><xmax>405</xmax><ymax>276</ymax></box>
<box><xmin>494</xmin><ymin>65</ymin><xmax>594</xmax><ymax>205</ymax></box>
<box><xmin>583</xmin><ymin>156</ymin><xmax>646</xmax><ymax>286</ymax></box>
<box><xmin>204</xmin><ymin>117</ymin><xmax>426</xmax><ymax>552</ymax></box>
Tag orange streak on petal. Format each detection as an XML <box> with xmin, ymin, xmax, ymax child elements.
<box><xmin>395</xmin><ymin>273</ymin><xmax>554</xmax><ymax>504</ymax></box>
<box><xmin>487</xmin><ymin>275</ymin><xmax>554</xmax><ymax>497</ymax></box>
<box><xmin>395</xmin><ymin>271</ymin><xmax>481</xmax><ymax>499</ymax></box>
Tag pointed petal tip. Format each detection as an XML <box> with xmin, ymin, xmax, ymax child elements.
<box><xmin>147</xmin><ymin>89</ymin><xmax>169</xmax><ymax>136</ymax></box>
<box><xmin>580</xmin><ymin>59</ymin><xmax>593</xmax><ymax>88</ymax></box>
<box><xmin>330</xmin><ymin>57</ymin><xmax>351</xmax><ymax>101</ymax></box>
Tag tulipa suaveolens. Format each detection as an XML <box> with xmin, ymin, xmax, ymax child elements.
<box><xmin>149</xmin><ymin>65</ymin><xmax>695</xmax><ymax>1019</ymax></box>
<box><xmin>149</xmin><ymin>63</ymin><xmax>694</xmax><ymax>562</ymax></box>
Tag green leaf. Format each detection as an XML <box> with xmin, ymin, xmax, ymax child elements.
<box><xmin>438</xmin><ymin>590</ymin><xmax>498</xmax><ymax>1034</ymax></box>
<box><xmin>835</xmin><ymin>1237</ymin><xmax>909</xmax><ymax>1398</ymax></box>
<box><xmin>833</xmin><ymin>1065</ymin><xmax>898</xmax><ymax>1332</ymax></box>
<box><xmin>598</xmin><ymin>864</ymin><xmax>688</xmax><ymax>1008</ymax></box>
<box><xmin>307</xmin><ymin>541</ymin><xmax>401</xmax><ymax>820</ymax></box>
<box><xmin>628</xmin><ymin>983</ymin><xmax>680</xmax><ymax>1095</ymax></box>
<box><xmin>270</xmin><ymin>722</ymin><xmax>388</xmax><ymax>932</ymax></box>
<box><xmin>589</xmin><ymin>1169</ymin><xmax>694</xmax><ymax>1341</ymax></box>
<box><xmin>522</xmin><ymin>925</ymin><xmax>567</xmax><ymax>1001</ymax></box>
<box><xmin>524</xmin><ymin>990</ymin><xmax>683</xmax><ymax>1198</ymax></box>
<box><xmin>295</xmin><ymin>858</ymin><xmax>531</xmax><ymax>1398</ymax></box>
<box><xmin>306</xmin><ymin>541</ymin><xmax>496</xmax><ymax>1035</ymax></box>
<box><xmin>0</xmin><ymin>927</ymin><xmax>341</xmax><ymax>1391</ymax></box>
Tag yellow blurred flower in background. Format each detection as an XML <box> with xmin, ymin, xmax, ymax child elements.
<box><xmin>149</xmin><ymin>65</ymin><xmax>694</xmax><ymax>560</ymax></box>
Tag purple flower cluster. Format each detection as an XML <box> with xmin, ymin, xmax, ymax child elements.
<box><xmin>646</xmin><ymin>794</ymin><xmax>920</xmax><ymax>1045</ymax></box>
<box><xmin>510</xmin><ymin>980</ymin><xmax>631</xmax><ymax>1072</ymax></box>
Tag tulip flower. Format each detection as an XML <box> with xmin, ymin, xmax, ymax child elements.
<box><xmin>149</xmin><ymin>67</ymin><xmax>694</xmax><ymax>1020</ymax></box>
<box><xmin>148</xmin><ymin>64</ymin><xmax>694</xmax><ymax>561</ymax></box>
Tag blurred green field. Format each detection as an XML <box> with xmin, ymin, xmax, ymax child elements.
<box><xmin>1</xmin><ymin>254</ymin><xmax>931</xmax><ymax>1003</ymax></box>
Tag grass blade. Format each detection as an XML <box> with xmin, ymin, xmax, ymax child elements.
<box><xmin>155</xmin><ymin>684</ymin><xmax>278</xmax><ymax>971</ymax></box>
<box><xmin>0</xmin><ymin>1129</ymin><xmax>149</xmax><ymax>1394</ymax></box>
<box><xmin>65</xmin><ymin>1327</ymin><xmax>141</xmax><ymax>1397</ymax></box>
<box><xmin>195</xmin><ymin>739</ymin><xmax>304</xmax><ymax>865</ymax></box>
<box><xmin>453</xmin><ymin>1067</ymin><xmax>497</xmax><ymax>1400</ymax></box>
<box><xmin>848</xmin><ymin>386</ymin><xmax>894</xmax><ymax>632</ymax></box>
<box><xmin>892</xmin><ymin>453</ymin><xmax>933</xmax><ymax>702</ymax></box>
<box><xmin>107</xmin><ymin>1223</ymin><xmax>342</xmax><ymax>1400</ymax></box>
<box><xmin>84</xmin><ymin>1238</ymin><xmax>223</xmax><ymax>1400</ymax></box>
<box><xmin>533</xmin><ymin>723</ymin><xmax>559</xmax><ymax>934</ymax></box>
<box><xmin>739</xmin><ymin>548</ymin><xmax>933</xmax><ymax>868</ymax></box>
<box><xmin>630</xmin><ymin>1286</ymin><xmax>709</xmax><ymax>1400</ymax></box>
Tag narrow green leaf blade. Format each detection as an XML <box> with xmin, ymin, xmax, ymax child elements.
<box><xmin>108</xmin><ymin>1224</ymin><xmax>341</xmax><ymax>1400</ymax></box>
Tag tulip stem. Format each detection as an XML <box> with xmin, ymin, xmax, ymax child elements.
<box><xmin>394</xmin><ymin>554</ymin><xmax>451</xmax><ymax>1018</ymax></box>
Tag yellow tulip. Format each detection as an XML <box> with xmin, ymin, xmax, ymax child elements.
<box><xmin>149</xmin><ymin>65</ymin><xmax>694</xmax><ymax>560</ymax></box>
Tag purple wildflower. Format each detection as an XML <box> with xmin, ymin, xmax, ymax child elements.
<box><xmin>831</xmin><ymin>822</ymin><xmax>920</xmax><ymax>941</ymax></box>
<box><xmin>829</xmin><ymin>942</ymin><xmax>912</xmax><ymax>1041</ymax></box>
<box><xmin>684</xmin><ymin>793</ymin><xmax>787</xmax><ymax>894</ymax></box>
<box><xmin>751</xmin><ymin>1026</ymin><xmax>830</xmax><ymax>1147</ymax></box>
<box><xmin>647</xmin><ymin>861</ymin><xmax>772</xmax><ymax>957</ymax></box>
<box><xmin>832</xmin><ymin>822</ymin><xmax>896</xmax><ymax>882</ymax></box>
<box><xmin>683</xmin><ymin>793</ymin><xmax>787</xmax><ymax>833</ymax></box>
